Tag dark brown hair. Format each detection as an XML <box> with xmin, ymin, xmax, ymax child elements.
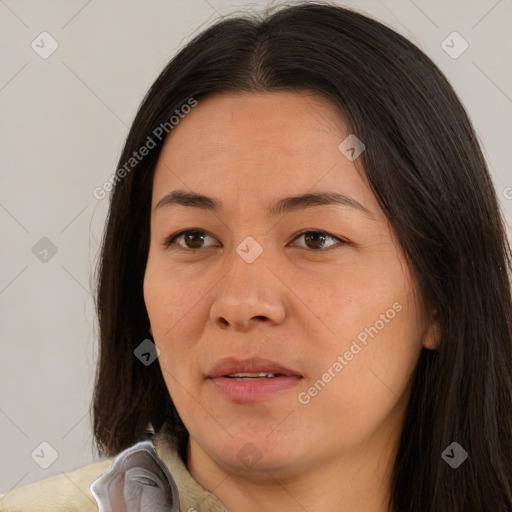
<box><xmin>92</xmin><ymin>2</ymin><xmax>512</xmax><ymax>510</ymax></box>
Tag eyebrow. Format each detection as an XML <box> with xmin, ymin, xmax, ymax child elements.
<box><xmin>155</xmin><ymin>189</ymin><xmax>374</xmax><ymax>219</ymax></box>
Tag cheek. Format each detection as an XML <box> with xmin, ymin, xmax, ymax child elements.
<box><xmin>339</xmin><ymin>300</ymin><xmax>423</xmax><ymax>410</ymax></box>
<box><xmin>143</xmin><ymin>257</ymin><xmax>206</xmax><ymax>338</ymax></box>
<box><xmin>310</xmin><ymin>270</ymin><xmax>424</xmax><ymax>414</ymax></box>
<box><xmin>143</xmin><ymin>259</ymin><xmax>212</xmax><ymax>398</ymax></box>
<box><xmin>297</xmin><ymin>310</ymin><xmax>423</xmax><ymax>451</ymax></box>
<box><xmin>373</xmin><ymin>297</ymin><xmax>426</xmax><ymax>389</ymax></box>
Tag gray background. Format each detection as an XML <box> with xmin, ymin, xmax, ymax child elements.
<box><xmin>1</xmin><ymin>0</ymin><xmax>511</xmax><ymax>493</ymax></box>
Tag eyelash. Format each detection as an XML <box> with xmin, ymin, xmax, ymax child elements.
<box><xmin>163</xmin><ymin>229</ymin><xmax>349</xmax><ymax>252</ymax></box>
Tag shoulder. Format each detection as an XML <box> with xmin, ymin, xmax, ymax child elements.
<box><xmin>0</xmin><ymin>459</ymin><xmax>113</xmax><ymax>512</ymax></box>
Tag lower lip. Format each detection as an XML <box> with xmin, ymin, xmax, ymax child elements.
<box><xmin>209</xmin><ymin>375</ymin><xmax>302</xmax><ymax>403</ymax></box>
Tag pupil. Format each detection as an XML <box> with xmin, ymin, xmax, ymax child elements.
<box><xmin>305</xmin><ymin>232</ymin><xmax>325</xmax><ymax>249</ymax></box>
<box><xmin>186</xmin><ymin>231</ymin><xmax>204</xmax><ymax>249</ymax></box>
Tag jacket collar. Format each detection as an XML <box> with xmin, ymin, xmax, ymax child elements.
<box><xmin>90</xmin><ymin>428</ymin><xmax>230</xmax><ymax>512</ymax></box>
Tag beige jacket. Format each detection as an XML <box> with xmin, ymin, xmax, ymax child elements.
<box><xmin>0</xmin><ymin>432</ymin><xmax>230</xmax><ymax>512</ymax></box>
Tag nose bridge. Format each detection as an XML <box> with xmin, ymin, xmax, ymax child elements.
<box><xmin>221</xmin><ymin>235</ymin><xmax>271</xmax><ymax>303</ymax></box>
<box><xmin>210</xmin><ymin>235</ymin><xmax>286</xmax><ymax>329</ymax></box>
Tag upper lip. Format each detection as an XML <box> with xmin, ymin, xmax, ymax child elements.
<box><xmin>207</xmin><ymin>357</ymin><xmax>302</xmax><ymax>378</ymax></box>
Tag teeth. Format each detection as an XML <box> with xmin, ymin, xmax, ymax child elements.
<box><xmin>225</xmin><ymin>372</ymin><xmax>278</xmax><ymax>379</ymax></box>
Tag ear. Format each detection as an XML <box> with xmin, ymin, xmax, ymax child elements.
<box><xmin>423</xmin><ymin>309</ymin><xmax>441</xmax><ymax>350</ymax></box>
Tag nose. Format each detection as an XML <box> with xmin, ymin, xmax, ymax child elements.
<box><xmin>209</xmin><ymin>245</ymin><xmax>287</xmax><ymax>331</ymax></box>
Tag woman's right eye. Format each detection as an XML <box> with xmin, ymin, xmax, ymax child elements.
<box><xmin>163</xmin><ymin>229</ymin><xmax>220</xmax><ymax>250</ymax></box>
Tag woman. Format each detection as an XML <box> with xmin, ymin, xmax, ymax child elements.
<box><xmin>1</xmin><ymin>2</ymin><xmax>511</xmax><ymax>511</ymax></box>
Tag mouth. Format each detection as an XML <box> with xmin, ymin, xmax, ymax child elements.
<box><xmin>223</xmin><ymin>372</ymin><xmax>284</xmax><ymax>381</ymax></box>
<box><xmin>208</xmin><ymin>357</ymin><xmax>302</xmax><ymax>378</ymax></box>
<box><xmin>207</xmin><ymin>357</ymin><xmax>303</xmax><ymax>403</ymax></box>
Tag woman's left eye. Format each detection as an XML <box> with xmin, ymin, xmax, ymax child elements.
<box><xmin>291</xmin><ymin>231</ymin><xmax>346</xmax><ymax>250</ymax></box>
<box><xmin>163</xmin><ymin>229</ymin><xmax>347</xmax><ymax>251</ymax></box>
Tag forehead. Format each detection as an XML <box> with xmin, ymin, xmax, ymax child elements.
<box><xmin>160</xmin><ymin>90</ymin><xmax>346</xmax><ymax>157</ymax></box>
<box><xmin>151</xmin><ymin>91</ymin><xmax>374</xmax><ymax>214</ymax></box>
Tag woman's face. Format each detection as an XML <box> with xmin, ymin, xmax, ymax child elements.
<box><xmin>143</xmin><ymin>91</ymin><xmax>437</xmax><ymax>478</ymax></box>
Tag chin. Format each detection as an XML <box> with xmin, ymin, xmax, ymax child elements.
<box><xmin>205</xmin><ymin>433</ymin><xmax>306</xmax><ymax>477</ymax></box>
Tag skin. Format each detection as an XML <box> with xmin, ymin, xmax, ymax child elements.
<box><xmin>143</xmin><ymin>91</ymin><xmax>438</xmax><ymax>512</ymax></box>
